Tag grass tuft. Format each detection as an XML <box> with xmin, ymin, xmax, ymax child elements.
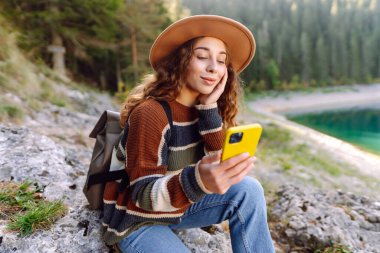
<box><xmin>0</xmin><ymin>180</ymin><xmax>67</xmax><ymax>236</ymax></box>
<box><xmin>314</xmin><ymin>245</ymin><xmax>352</xmax><ymax>253</ymax></box>
<box><xmin>258</xmin><ymin>124</ymin><xmax>344</xmax><ymax>177</ymax></box>
<box><xmin>7</xmin><ymin>200</ymin><xmax>66</xmax><ymax>236</ymax></box>
<box><xmin>0</xmin><ymin>103</ymin><xmax>24</xmax><ymax>121</ymax></box>
<box><xmin>51</xmin><ymin>96</ymin><xmax>66</xmax><ymax>107</ymax></box>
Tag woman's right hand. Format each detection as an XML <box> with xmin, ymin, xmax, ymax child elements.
<box><xmin>198</xmin><ymin>71</ymin><xmax>228</xmax><ymax>105</ymax></box>
<box><xmin>198</xmin><ymin>151</ymin><xmax>256</xmax><ymax>194</ymax></box>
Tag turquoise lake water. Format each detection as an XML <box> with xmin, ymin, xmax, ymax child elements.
<box><xmin>287</xmin><ymin>104</ymin><xmax>380</xmax><ymax>155</ymax></box>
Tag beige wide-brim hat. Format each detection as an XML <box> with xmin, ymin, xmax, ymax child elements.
<box><xmin>149</xmin><ymin>15</ymin><xmax>256</xmax><ymax>74</ymax></box>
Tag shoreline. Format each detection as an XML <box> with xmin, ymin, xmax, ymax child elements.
<box><xmin>247</xmin><ymin>83</ymin><xmax>380</xmax><ymax>179</ymax></box>
<box><xmin>249</xmin><ymin>83</ymin><xmax>380</xmax><ymax>115</ymax></box>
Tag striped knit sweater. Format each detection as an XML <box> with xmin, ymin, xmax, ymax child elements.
<box><xmin>101</xmin><ymin>99</ymin><xmax>225</xmax><ymax>245</ymax></box>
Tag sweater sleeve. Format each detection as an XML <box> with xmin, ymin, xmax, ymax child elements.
<box><xmin>195</xmin><ymin>103</ymin><xmax>225</xmax><ymax>153</ymax></box>
<box><xmin>127</xmin><ymin>100</ymin><xmax>208</xmax><ymax>212</ymax></box>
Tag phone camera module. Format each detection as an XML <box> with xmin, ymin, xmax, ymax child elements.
<box><xmin>229</xmin><ymin>132</ymin><xmax>243</xmax><ymax>144</ymax></box>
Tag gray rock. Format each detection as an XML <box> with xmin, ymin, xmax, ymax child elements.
<box><xmin>0</xmin><ymin>123</ymin><xmax>233</xmax><ymax>253</ymax></box>
<box><xmin>2</xmin><ymin>85</ymin><xmax>380</xmax><ymax>252</ymax></box>
<box><xmin>271</xmin><ymin>184</ymin><xmax>380</xmax><ymax>252</ymax></box>
<box><xmin>0</xmin><ymin>125</ymin><xmax>109</xmax><ymax>253</ymax></box>
<box><xmin>54</xmin><ymin>84</ymin><xmax>118</xmax><ymax>116</ymax></box>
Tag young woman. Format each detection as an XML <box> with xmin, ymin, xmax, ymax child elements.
<box><xmin>101</xmin><ymin>15</ymin><xmax>275</xmax><ymax>253</ymax></box>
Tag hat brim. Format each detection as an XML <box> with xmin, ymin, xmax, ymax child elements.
<box><xmin>149</xmin><ymin>15</ymin><xmax>255</xmax><ymax>74</ymax></box>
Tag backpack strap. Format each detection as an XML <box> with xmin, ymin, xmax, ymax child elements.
<box><xmin>119</xmin><ymin>100</ymin><xmax>174</xmax><ymax>155</ymax></box>
<box><xmin>87</xmin><ymin>169</ymin><xmax>127</xmax><ymax>188</ymax></box>
<box><xmin>118</xmin><ymin>100</ymin><xmax>174</xmax><ymax>192</ymax></box>
<box><xmin>157</xmin><ymin>100</ymin><xmax>174</xmax><ymax>145</ymax></box>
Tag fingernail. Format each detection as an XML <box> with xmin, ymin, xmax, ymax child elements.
<box><xmin>243</xmin><ymin>152</ymin><xmax>250</xmax><ymax>158</ymax></box>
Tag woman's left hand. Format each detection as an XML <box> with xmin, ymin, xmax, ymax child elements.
<box><xmin>197</xmin><ymin>151</ymin><xmax>256</xmax><ymax>194</ymax></box>
<box><xmin>198</xmin><ymin>71</ymin><xmax>228</xmax><ymax>105</ymax></box>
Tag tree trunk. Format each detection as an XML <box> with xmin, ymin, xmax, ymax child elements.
<box><xmin>130</xmin><ymin>26</ymin><xmax>139</xmax><ymax>82</ymax></box>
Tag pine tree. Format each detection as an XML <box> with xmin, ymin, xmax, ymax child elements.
<box><xmin>349</xmin><ymin>34</ymin><xmax>361</xmax><ymax>81</ymax></box>
<box><xmin>0</xmin><ymin>0</ymin><xmax>122</xmax><ymax>85</ymax></box>
<box><xmin>116</xmin><ymin>0</ymin><xmax>171</xmax><ymax>87</ymax></box>
<box><xmin>301</xmin><ymin>32</ymin><xmax>312</xmax><ymax>84</ymax></box>
<box><xmin>265</xmin><ymin>59</ymin><xmax>280</xmax><ymax>89</ymax></box>
<box><xmin>316</xmin><ymin>35</ymin><xmax>329</xmax><ymax>84</ymax></box>
<box><xmin>0</xmin><ymin>0</ymin><xmax>173</xmax><ymax>90</ymax></box>
<box><xmin>182</xmin><ymin>0</ymin><xmax>380</xmax><ymax>89</ymax></box>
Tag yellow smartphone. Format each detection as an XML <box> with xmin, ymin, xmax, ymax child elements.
<box><xmin>221</xmin><ymin>124</ymin><xmax>262</xmax><ymax>161</ymax></box>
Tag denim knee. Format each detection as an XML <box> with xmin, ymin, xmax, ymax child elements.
<box><xmin>230</xmin><ymin>177</ymin><xmax>266</xmax><ymax>206</ymax></box>
<box><xmin>240</xmin><ymin>177</ymin><xmax>264</xmax><ymax>193</ymax></box>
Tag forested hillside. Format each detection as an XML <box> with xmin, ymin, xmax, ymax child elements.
<box><xmin>1</xmin><ymin>0</ymin><xmax>379</xmax><ymax>91</ymax></box>
<box><xmin>183</xmin><ymin>0</ymin><xmax>380</xmax><ymax>90</ymax></box>
<box><xmin>0</xmin><ymin>0</ymin><xmax>172</xmax><ymax>92</ymax></box>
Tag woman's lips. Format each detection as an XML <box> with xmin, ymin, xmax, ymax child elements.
<box><xmin>201</xmin><ymin>76</ymin><xmax>217</xmax><ymax>85</ymax></box>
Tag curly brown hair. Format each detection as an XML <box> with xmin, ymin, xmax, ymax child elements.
<box><xmin>120</xmin><ymin>37</ymin><xmax>242</xmax><ymax>129</ymax></box>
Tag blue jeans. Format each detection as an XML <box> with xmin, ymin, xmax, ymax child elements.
<box><xmin>117</xmin><ymin>177</ymin><xmax>275</xmax><ymax>253</ymax></box>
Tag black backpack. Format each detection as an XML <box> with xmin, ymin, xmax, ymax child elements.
<box><xmin>83</xmin><ymin>100</ymin><xmax>173</xmax><ymax>210</ymax></box>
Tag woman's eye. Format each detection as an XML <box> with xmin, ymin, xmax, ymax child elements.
<box><xmin>218</xmin><ymin>60</ymin><xmax>226</xmax><ymax>64</ymax></box>
<box><xmin>197</xmin><ymin>56</ymin><xmax>208</xmax><ymax>60</ymax></box>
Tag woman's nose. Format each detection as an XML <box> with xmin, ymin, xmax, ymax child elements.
<box><xmin>206</xmin><ymin>60</ymin><xmax>217</xmax><ymax>73</ymax></box>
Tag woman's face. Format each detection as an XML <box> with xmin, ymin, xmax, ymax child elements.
<box><xmin>183</xmin><ymin>37</ymin><xmax>227</xmax><ymax>97</ymax></box>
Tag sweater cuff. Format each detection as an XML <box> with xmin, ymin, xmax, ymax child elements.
<box><xmin>180</xmin><ymin>165</ymin><xmax>210</xmax><ymax>202</ymax></box>
<box><xmin>194</xmin><ymin>161</ymin><xmax>213</xmax><ymax>194</ymax></box>
<box><xmin>195</xmin><ymin>103</ymin><xmax>218</xmax><ymax>110</ymax></box>
<box><xmin>195</xmin><ymin>103</ymin><xmax>222</xmax><ymax>135</ymax></box>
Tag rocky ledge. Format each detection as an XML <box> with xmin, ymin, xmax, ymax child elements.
<box><xmin>0</xmin><ymin>88</ymin><xmax>379</xmax><ymax>252</ymax></box>
<box><xmin>0</xmin><ymin>117</ymin><xmax>232</xmax><ymax>253</ymax></box>
<box><xmin>270</xmin><ymin>185</ymin><xmax>380</xmax><ymax>253</ymax></box>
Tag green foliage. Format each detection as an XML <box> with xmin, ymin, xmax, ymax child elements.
<box><xmin>0</xmin><ymin>103</ymin><xmax>24</xmax><ymax>121</ymax></box>
<box><xmin>301</xmin><ymin>32</ymin><xmax>312</xmax><ymax>83</ymax></box>
<box><xmin>0</xmin><ymin>180</ymin><xmax>67</xmax><ymax>236</ymax></box>
<box><xmin>316</xmin><ymin>36</ymin><xmax>328</xmax><ymax>85</ymax></box>
<box><xmin>258</xmin><ymin>123</ymin><xmax>345</xmax><ymax>178</ymax></box>
<box><xmin>51</xmin><ymin>97</ymin><xmax>66</xmax><ymax>107</ymax></box>
<box><xmin>7</xmin><ymin>200</ymin><xmax>66</xmax><ymax>236</ymax></box>
<box><xmin>38</xmin><ymin>81</ymin><xmax>68</xmax><ymax>108</ymax></box>
<box><xmin>0</xmin><ymin>181</ymin><xmax>40</xmax><ymax>208</ymax></box>
<box><xmin>314</xmin><ymin>244</ymin><xmax>352</xmax><ymax>253</ymax></box>
<box><xmin>116</xmin><ymin>0</ymin><xmax>171</xmax><ymax>85</ymax></box>
<box><xmin>1</xmin><ymin>0</ymin><xmax>380</xmax><ymax>91</ymax></box>
<box><xmin>0</xmin><ymin>0</ymin><xmax>171</xmax><ymax>91</ymax></box>
<box><xmin>265</xmin><ymin>59</ymin><xmax>280</xmax><ymax>89</ymax></box>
